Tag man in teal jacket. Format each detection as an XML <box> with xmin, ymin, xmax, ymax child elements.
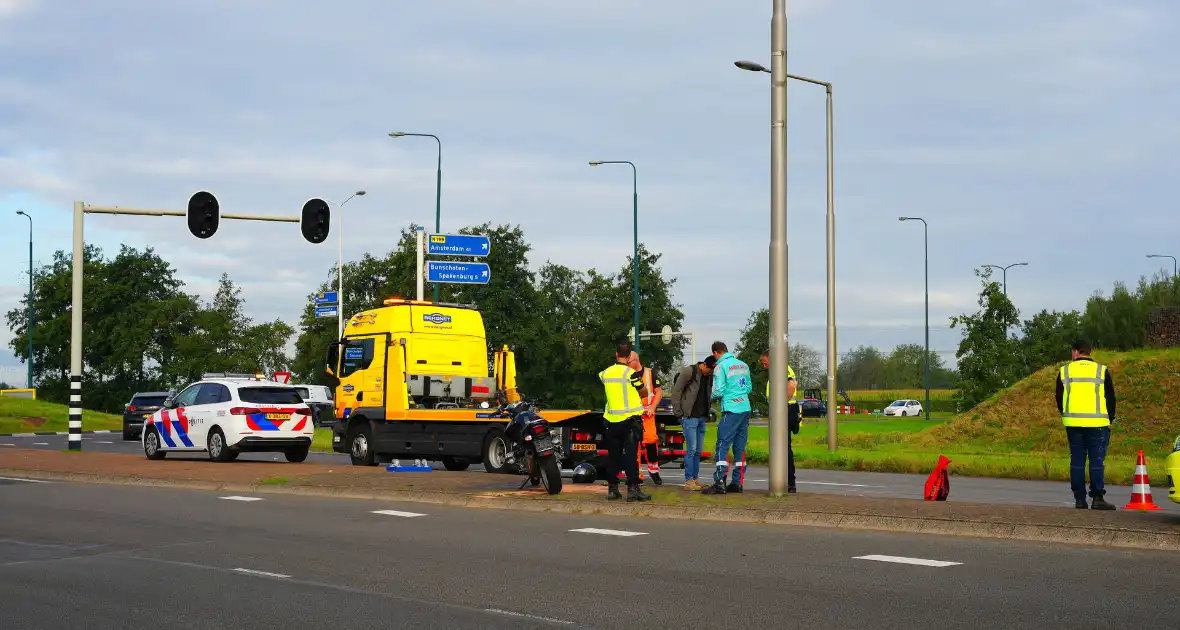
<box><xmin>703</xmin><ymin>341</ymin><xmax>752</xmax><ymax>494</ymax></box>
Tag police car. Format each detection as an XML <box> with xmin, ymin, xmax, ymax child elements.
<box><xmin>142</xmin><ymin>373</ymin><xmax>314</xmax><ymax>463</ymax></box>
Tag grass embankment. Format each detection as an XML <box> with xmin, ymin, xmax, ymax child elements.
<box><xmin>723</xmin><ymin>349</ymin><xmax>1179</xmax><ymax>484</ymax></box>
<box><xmin>0</xmin><ymin>397</ymin><xmax>123</xmax><ymax>434</ymax></box>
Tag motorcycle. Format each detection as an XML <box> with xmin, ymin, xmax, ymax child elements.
<box><xmin>499</xmin><ymin>398</ymin><xmax>564</xmax><ymax>495</ymax></box>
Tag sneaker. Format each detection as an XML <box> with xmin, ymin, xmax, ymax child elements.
<box><xmin>726</xmin><ymin>483</ymin><xmax>743</xmax><ymax>493</ymax></box>
<box><xmin>1090</xmin><ymin>496</ymin><xmax>1116</xmax><ymax>511</ymax></box>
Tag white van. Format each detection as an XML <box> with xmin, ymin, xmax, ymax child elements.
<box><xmin>293</xmin><ymin>384</ymin><xmax>334</xmax><ymax>427</ymax></box>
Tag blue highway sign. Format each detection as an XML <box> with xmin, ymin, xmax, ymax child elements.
<box><xmin>427</xmin><ymin>233</ymin><xmax>491</xmax><ymax>257</ymax></box>
<box><xmin>426</xmin><ymin>261</ymin><xmax>491</xmax><ymax>285</ymax></box>
<box><xmin>314</xmin><ymin>305</ymin><xmax>339</xmax><ymax>319</ymax></box>
<box><xmin>314</xmin><ymin>290</ymin><xmax>338</xmax><ymax>305</ymax></box>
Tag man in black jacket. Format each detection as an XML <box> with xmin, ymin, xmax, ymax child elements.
<box><xmin>670</xmin><ymin>356</ymin><xmax>715</xmax><ymax>490</ymax></box>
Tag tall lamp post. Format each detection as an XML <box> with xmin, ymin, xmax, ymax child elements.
<box><xmin>899</xmin><ymin>216</ymin><xmax>930</xmax><ymax>422</ymax></box>
<box><xmin>1147</xmin><ymin>254</ymin><xmax>1178</xmax><ymax>278</ymax></box>
<box><xmin>981</xmin><ymin>262</ymin><xmax>1027</xmax><ymax>295</ymax></box>
<box><xmin>589</xmin><ymin>159</ymin><xmax>641</xmax><ymax>353</ymax></box>
<box><xmin>15</xmin><ymin>210</ymin><xmax>33</xmax><ymax>388</ymax></box>
<box><xmin>335</xmin><ymin>191</ymin><xmax>366</xmax><ymax>339</ymax></box>
<box><xmin>734</xmin><ymin>59</ymin><xmax>838</xmax><ymax>452</ymax></box>
<box><xmin>388</xmin><ymin>131</ymin><xmax>443</xmax><ymax>303</ymax></box>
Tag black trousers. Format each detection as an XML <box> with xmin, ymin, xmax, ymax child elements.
<box><xmin>788</xmin><ymin>403</ymin><xmax>799</xmax><ymax>488</ymax></box>
<box><xmin>604</xmin><ymin>416</ymin><xmax>640</xmax><ymax>485</ymax></box>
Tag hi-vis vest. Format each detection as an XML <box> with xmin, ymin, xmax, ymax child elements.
<box><xmin>599</xmin><ymin>364</ymin><xmax>644</xmax><ymax>423</ymax></box>
<box><xmin>767</xmin><ymin>364</ymin><xmax>797</xmax><ymax>404</ymax></box>
<box><xmin>1060</xmin><ymin>360</ymin><xmax>1110</xmax><ymax>427</ymax></box>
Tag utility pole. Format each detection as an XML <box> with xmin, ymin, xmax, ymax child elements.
<box><xmin>767</xmin><ymin>0</ymin><xmax>790</xmax><ymax>495</ymax></box>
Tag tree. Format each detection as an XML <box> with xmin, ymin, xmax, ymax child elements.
<box><xmin>1020</xmin><ymin>309</ymin><xmax>1083</xmax><ymax>374</ymax></box>
<box><xmin>837</xmin><ymin>346</ymin><xmax>887</xmax><ymax>390</ymax></box>
<box><xmin>951</xmin><ymin>268</ymin><xmax>1024</xmax><ymax>409</ymax></box>
<box><xmin>735</xmin><ymin>307</ymin><xmax>821</xmax><ymax>409</ymax></box>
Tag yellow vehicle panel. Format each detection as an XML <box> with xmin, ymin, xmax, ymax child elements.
<box><xmin>383</xmin><ymin>408</ymin><xmax>601</xmax><ymax>424</ymax></box>
<box><xmin>1166</xmin><ymin>449</ymin><xmax>1179</xmax><ymax>504</ymax></box>
<box><xmin>344</xmin><ymin>304</ymin><xmax>486</xmax><ymax>379</ymax></box>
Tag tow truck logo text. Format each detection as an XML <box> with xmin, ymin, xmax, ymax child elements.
<box><xmin>423</xmin><ymin>313</ymin><xmax>452</xmax><ymax>325</ymax></box>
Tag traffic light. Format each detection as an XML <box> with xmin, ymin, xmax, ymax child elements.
<box><xmin>301</xmin><ymin>198</ymin><xmax>331</xmax><ymax>244</ymax></box>
<box><xmin>186</xmin><ymin>191</ymin><xmax>220</xmax><ymax>239</ymax></box>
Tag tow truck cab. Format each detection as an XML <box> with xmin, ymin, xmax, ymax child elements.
<box><xmin>324</xmin><ymin>298</ymin><xmax>691</xmax><ymax>473</ymax></box>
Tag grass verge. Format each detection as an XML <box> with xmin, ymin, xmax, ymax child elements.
<box><xmin>0</xmin><ymin>397</ymin><xmax>123</xmax><ymax>434</ymax></box>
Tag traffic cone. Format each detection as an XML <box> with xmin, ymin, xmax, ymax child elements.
<box><xmin>1124</xmin><ymin>450</ymin><xmax>1162</xmax><ymax>511</ymax></box>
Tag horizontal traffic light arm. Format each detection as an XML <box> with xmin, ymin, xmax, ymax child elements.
<box><xmin>82</xmin><ymin>205</ymin><xmax>299</xmax><ymax>223</ymax></box>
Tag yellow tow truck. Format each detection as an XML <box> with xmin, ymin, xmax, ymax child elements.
<box><xmin>1167</xmin><ymin>435</ymin><xmax>1179</xmax><ymax>504</ymax></box>
<box><xmin>324</xmin><ymin>298</ymin><xmax>694</xmax><ymax>474</ymax></box>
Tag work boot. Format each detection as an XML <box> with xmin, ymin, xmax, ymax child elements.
<box><xmin>726</xmin><ymin>483</ymin><xmax>743</xmax><ymax>493</ymax></box>
<box><xmin>1075</xmin><ymin>499</ymin><xmax>1088</xmax><ymax>509</ymax></box>
<box><xmin>606</xmin><ymin>482</ymin><xmax>622</xmax><ymax>501</ymax></box>
<box><xmin>1090</xmin><ymin>495</ymin><xmax>1116</xmax><ymax>511</ymax></box>
<box><xmin>627</xmin><ymin>483</ymin><xmax>652</xmax><ymax>502</ymax></box>
<box><xmin>700</xmin><ymin>482</ymin><xmax>727</xmax><ymax>495</ymax></box>
<box><xmin>651</xmin><ymin>472</ymin><xmax>663</xmax><ymax>486</ymax></box>
<box><xmin>788</xmin><ymin>486</ymin><xmax>797</xmax><ymax>494</ymax></box>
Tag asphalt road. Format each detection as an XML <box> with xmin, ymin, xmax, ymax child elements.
<box><xmin>1</xmin><ymin>477</ymin><xmax>1177</xmax><ymax>629</ymax></box>
<box><xmin>3</xmin><ymin>432</ymin><xmax>1176</xmax><ymax>512</ymax></box>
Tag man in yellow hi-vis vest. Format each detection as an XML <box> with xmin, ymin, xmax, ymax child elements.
<box><xmin>598</xmin><ymin>343</ymin><xmax>652</xmax><ymax>502</ymax></box>
<box><xmin>1055</xmin><ymin>340</ymin><xmax>1117</xmax><ymax>510</ymax></box>
<box><xmin>761</xmin><ymin>351</ymin><xmax>799</xmax><ymax>493</ymax></box>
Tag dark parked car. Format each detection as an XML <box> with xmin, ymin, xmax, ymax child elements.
<box><xmin>800</xmin><ymin>398</ymin><xmax>827</xmax><ymax>418</ymax></box>
<box><xmin>123</xmin><ymin>391</ymin><xmax>171</xmax><ymax>440</ymax></box>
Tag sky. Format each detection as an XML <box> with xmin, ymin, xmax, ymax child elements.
<box><xmin>2</xmin><ymin>0</ymin><xmax>1178</xmax><ymax>387</ymax></box>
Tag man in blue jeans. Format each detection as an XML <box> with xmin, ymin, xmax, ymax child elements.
<box><xmin>670</xmin><ymin>356</ymin><xmax>715</xmax><ymax>490</ymax></box>
<box><xmin>1055</xmin><ymin>340</ymin><xmax>1117</xmax><ymax>510</ymax></box>
<box><xmin>703</xmin><ymin>341</ymin><xmax>752</xmax><ymax>494</ymax></box>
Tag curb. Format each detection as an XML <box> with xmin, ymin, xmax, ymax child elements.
<box><xmin>0</xmin><ymin>430</ymin><xmax>119</xmax><ymax>438</ymax></box>
<box><xmin>5</xmin><ymin>468</ymin><xmax>1179</xmax><ymax>552</ymax></box>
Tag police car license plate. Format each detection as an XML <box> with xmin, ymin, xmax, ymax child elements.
<box><xmin>266</xmin><ymin>412</ymin><xmax>291</xmax><ymax>421</ymax></box>
<box><xmin>570</xmin><ymin>443</ymin><xmax>596</xmax><ymax>452</ymax></box>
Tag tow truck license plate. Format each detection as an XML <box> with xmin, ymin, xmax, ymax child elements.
<box><xmin>266</xmin><ymin>413</ymin><xmax>291</xmax><ymax>421</ymax></box>
<box><xmin>570</xmin><ymin>443</ymin><xmax>596</xmax><ymax>452</ymax></box>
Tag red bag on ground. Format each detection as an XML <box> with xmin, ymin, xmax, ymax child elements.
<box><xmin>923</xmin><ymin>455</ymin><xmax>951</xmax><ymax>501</ymax></box>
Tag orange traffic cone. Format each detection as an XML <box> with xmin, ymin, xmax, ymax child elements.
<box><xmin>1124</xmin><ymin>450</ymin><xmax>1162</xmax><ymax>511</ymax></box>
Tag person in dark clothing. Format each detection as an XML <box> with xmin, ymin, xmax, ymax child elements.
<box><xmin>1055</xmin><ymin>340</ymin><xmax>1117</xmax><ymax>510</ymax></box>
<box><xmin>670</xmin><ymin>356</ymin><xmax>715</xmax><ymax>490</ymax></box>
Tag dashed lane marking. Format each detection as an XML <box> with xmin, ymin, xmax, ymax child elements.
<box><xmin>372</xmin><ymin>509</ymin><xmax>427</xmax><ymax>518</ymax></box>
<box><xmin>218</xmin><ymin>496</ymin><xmax>264</xmax><ymax>502</ymax></box>
<box><xmin>232</xmin><ymin>567</ymin><xmax>291</xmax><ymax>579</ymax></box>
<box><xmin>96</xmin><ymin>441</ymin><xmax>113</xmax><ymax>444</ymax></box>
<box><xmin>0</xmin><ymin>444</ymin><xmax>14</xmax><ymax>447</ymax></box>
<box><xmin>569</xmin><ymin>528</ymin><xmax>648</xmax><ymax>537</ymax></box>
<box><xmin>484</xmin><ymin>608</ymin><xmax>576</xmax><ymax>625</ymax></box>
<box><xmin>31</xmin><ymin>442</ymin><xmax>48</xmax><ymax>446</ymax></box>
<box><xmin>0</xmin><ymin>476</ymin><xmax>50</xmax><ymax>483</ymax></box>
<box><xmin>854</xmin><ymin>554</ymin><xmax>961</xmax><ymax>567</ymax></box>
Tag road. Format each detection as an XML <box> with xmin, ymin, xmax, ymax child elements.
<box><xmin>3</xmin><ymin>433</ymin><xmax>1176</xmax><ymax>512</ymax></box>
<box><xmin>1</xmin><ymin>477</ymin><xmax>1177</xmax><ymax>629</ymax></box>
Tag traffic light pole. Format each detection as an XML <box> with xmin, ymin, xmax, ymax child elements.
<box><xmin>68</xmin><ymin>200</ymin><xmax>319</xmax><ymax>451</ymax></box>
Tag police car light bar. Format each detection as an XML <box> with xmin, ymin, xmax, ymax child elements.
<box><xmin>201</xmin><ymin>372</ymin><xmax>267</xmax><ymax>380</ymax></box>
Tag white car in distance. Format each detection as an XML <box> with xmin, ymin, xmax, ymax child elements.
<box><xmin>883</xmin><ymin>399</ymin><xmax>924</xmax><ymax>417</ymax></box>
<box><xmin>142</xmin><ymin>374</ymin><xmax>315</xmax><ymax>462</ymax></box>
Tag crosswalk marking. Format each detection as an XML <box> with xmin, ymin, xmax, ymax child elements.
<box><xmin>854</xmin><ymin>555</ymin><xmax>961</xmax><ymax>567</ymax></box>
<box><xmin>569</xmin><ymin>528</ymin><xmax>648</xmax><ymax>537</ymax></box>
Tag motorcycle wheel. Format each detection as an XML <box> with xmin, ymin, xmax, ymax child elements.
<box><xmin>538</xmin><ymin>454</ymin><xmax>563</xmax><ymax>495</ymax></box>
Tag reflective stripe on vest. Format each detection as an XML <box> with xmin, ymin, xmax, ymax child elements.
<box><xmin>600</xmin><ymin>364</ymin><xmax>643</xmax><ymax>423</ymax></box>
<box><xmin>767</xmin><ymin>365</ymin><xmax>797</xmax><ymax>404</ymax></box>
<box><xmin>1060</xmin><ymin>360</ymin><xmax>1109</xmax><ymax>427</ymax></box>
<box><xmin>641</xmin><ymin>367</ymin><xmax>654</xmax><ymax>406</ymax></box>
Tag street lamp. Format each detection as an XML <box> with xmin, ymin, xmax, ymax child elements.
<box><xmin>981</xmin><ymin>262</ymin><xmax>1028</xmax><ymax>295</ymax></box>
<box><xmin>899</xmin><ymin>216</ymin><xmax>930</xmax><ymax>422</ymax></box>
<box><xmin>389</xmin><ymin>131</ymin><xmax>443</xmax><ymax>303</ymax></box>
<box><xmin>589</xmin><ymin>159</ymin><xmax>641</xmax><ymax>353</ymax></box>
<box><xmin>734</xmin><ymin>58</ymin><xmax>838</xmax><ymax>453</ymax></box>
<box><xmin>1147</xmin><ymin>254</ymin><xmax>1178</xmax><ymax>278</ymax></box>
<box><xmin>335</xmin><ymin>191</ymin><xmax>366</xmax><ymax>339</ymax></box>
<box><xmin>15</xmin><ymin>210</ymin><xmax>32</xmax><ymax>388</ymax></box>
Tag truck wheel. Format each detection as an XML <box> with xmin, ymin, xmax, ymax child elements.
<box><xmin>347</xmin><ymin>423</ymin><xmax>376</xmax><ymax>466</ymax></box>
<box><xmin>539</xmin><ymin>454</ymin><xmax>562</xmax><ymax>495</ymax></box>
<box><xmin>482</xmin><ymin>428</ymin><xmax>512</xmax><ymax>474</ymax></box>
<box><xmin>441</xmin><ymin>457</ymin><xmax>470</xmax><ymax>472</ymax></box>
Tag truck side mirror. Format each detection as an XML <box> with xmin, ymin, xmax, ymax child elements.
<box><xmin>324</xmin><ymin>342</ymin><xmax>340</xmax><ymax>375</ymax></box>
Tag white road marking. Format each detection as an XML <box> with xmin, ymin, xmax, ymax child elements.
<box><xmin>96</xmin><ymin>441</ymin><xmax>113</xmax><ymax>444</ymax></box>
<box><xmin>232</xmin><ymin>567</ymin><xmax>291</xmax><ymax>579</ymax></box>
<box><xmin>372</xmin><ymin>509</ymin><xmax>427</xmax><ymax>518</ymax></box>
<box><xmin>218</xmin><ymin>496</ymin><xmax>264</xmax><ymax>502</ymax></box>
<box><xmin>798</xmin><ymin>481</ymin><xmax>887</xmax><ymax>488</ymax></box>
<box><xmin>32</xmin><ymin>442</ymin><xmax>48</xmax><ymax>446</ymax></box>
<box><xmin>485</xmin><ymin>608</ymin><xmax>576</xmax><ymax>625</ymax></box>
<box><xmin>0</xmin><ymin>476</ymin><xmax>50</xmax><ymax>483</ymax></box>
<box><xmin>12</xmin><ymin>433</ymin><xmax>35</xmax><ymax>437</ymax></box>
<box><xmin>854</xmin><ymin>554</ymin><xmax>961</xmax><ymax>567</ymax></box>
<box><xmin>0</xmin><ymin>444</ymin><xmax>14</xmax><ymax>447</ymax></box>
<box><xmin>569</xmin><ymin>528</ymin><xmax>648</xmax><ymax>537</ymax></box>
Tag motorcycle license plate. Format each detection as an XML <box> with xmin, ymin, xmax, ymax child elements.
<box><xmin>570</xmin><ymin>443</ymin><xmax>596</xmax><ymax>452</ymax></box>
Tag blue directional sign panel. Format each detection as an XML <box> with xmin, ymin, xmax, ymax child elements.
<box><xmin>314</xmin><ymin>290</ymin><xmax>338</xmax><ymax>305</ymax></box>
<box><xmin>314</xmin><ymin>305</ymin><xmax>339</xmax><ymax>319</ymax></box>
<box><xmin>427</xmin><ymin>233</ymin><xmax>491</xmax><ymax>257</ymax></box>
<box><xmin>426</xmin><ymin>261</ymin><xmax>491</xmax><ymax>285</ymax></box>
